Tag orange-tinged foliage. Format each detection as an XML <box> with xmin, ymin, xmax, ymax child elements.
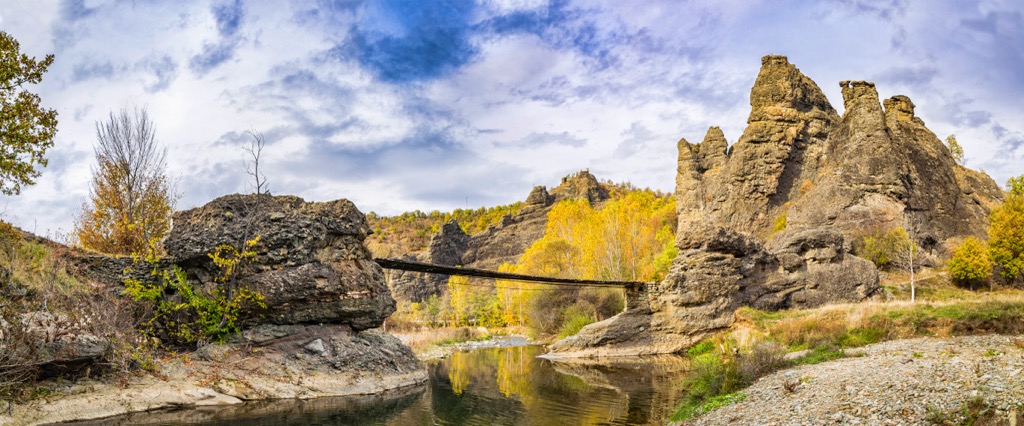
<box><xmin>75</xmin><ymin>158</ymin><xmax>174</xmax><ymax>256</ymax></box>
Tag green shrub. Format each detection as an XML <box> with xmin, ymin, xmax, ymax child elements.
<box><xmin>670</xmin><ymin>392</ymin><xmax>746</xmax><ymax>422</ymax></box>
<box><xmin>853</xmin><ymin>227</ymin><xmax>914</xmax><ymax>269</ymax></box>
<box><xmin>948</xmin><ymin>237</ymin><xmax>992</xmax><ymax>288</ymax></box>
<box><xmin>557</xmin><ymin>305</ymin><xmax>596</xmax><ymax>338</ymax></box>
<box><xmin>123</xmin><ymin>238</ymin><xmax>266</xmax><ymax>348</ymax></box>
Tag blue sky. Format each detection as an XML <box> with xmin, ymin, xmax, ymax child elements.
<box><xmin>1</xmin><ymin>0</ymin><xmax>1022</xmax><ymax>236</ymax></box>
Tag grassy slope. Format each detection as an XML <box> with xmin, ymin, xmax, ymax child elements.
<box><xmin>671</xmin><ymin>269</ymin><xmax>1024</xmax><ymax>422</ymax></box>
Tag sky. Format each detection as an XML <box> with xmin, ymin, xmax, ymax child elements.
<box><xmin>1</xmin><ymin>0</ymin><xmax>1022</xmax><ymax>237</ymax></box>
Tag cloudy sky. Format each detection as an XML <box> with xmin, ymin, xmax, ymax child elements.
<box><xmin>1</xmin><ymin>0</ymin><xmax>1022</xmax><ymax>236</ymax></box>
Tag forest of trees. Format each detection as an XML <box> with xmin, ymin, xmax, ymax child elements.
<box><xmin>391</xmin><ymin>188</ymin><xmax>677</xmax><ymax>337</ymax></box>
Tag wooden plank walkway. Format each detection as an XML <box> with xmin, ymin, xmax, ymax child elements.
<box><xmin>374</xmin><ymin>258</ymin><xmax>647</xmax><ymax>289</ymax></box>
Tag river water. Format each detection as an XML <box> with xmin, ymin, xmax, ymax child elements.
<box><xmin>71</xmin><ymin>345</ymin><xmax>688</xmax><ymax>426</ymax></box>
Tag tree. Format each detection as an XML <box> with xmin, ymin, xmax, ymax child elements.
<box><xmin>945</xmin><ymin>134</ymin><xmax>964</xmax><ymax>166</ymax></box>
<box><xmin>0</xmin><ymin>31</ymin><xmax>58</xmax><ymax>195</ymax></box>
<box><xmin>1008</xmin><ymin>175</ymin><xmax>1024</xmax><ymax>196</ymax></box>
<box><xmin>989</xmin><ymin>188</ymin><xmax>1024</xmax><ymax>284</ymax></box>
<box><xmin>889</xmin><ymin>228</ymin><xmax>923</xmax><ymax>302</ymax></box>
<box><xmin>947</xmin><ymin>237</ymin><xmax>992</xmax><ymax>289</ymax></box>
<box><xmin>75</xmin><ymin>107</ymin><xmax>175</xmax><ymax>256</ymax></box>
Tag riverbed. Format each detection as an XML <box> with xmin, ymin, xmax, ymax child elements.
<box><xmin>63</xmin><ymin>345</ymin><xmax>689</xmax><ymax>425</ymax></box>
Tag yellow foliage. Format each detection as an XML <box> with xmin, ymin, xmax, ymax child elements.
<box><xmin>518</xmin><ymin>190</ymin><xmax>676</xmax><ymax>282</ymax></box>
<box><xmin>948</xmin><ymin>237</ymin><xmax>992</xmax><ymax>285</ymax></box>
<box><xmin>989</xmin><ymin>192</ymin><xmax>1024</xmax><ymax>282</ymax></box>
<box><xmin>75</xmin><ymin>158</ymin><xmax>174</xmax><ymax>256</ymax></box>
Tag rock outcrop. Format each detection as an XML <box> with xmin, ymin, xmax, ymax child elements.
<box><xmin>162</xmin><ymin>195</ymin><xmax>422</xmax><ymax>383</ymax></box>
<box><xmin>386</xmin><ymin>170</ymin><xmax>611</xmax><ymax>302</ymax></box>
<box><xmin>165</xmin><ymin>194</ymin><xmax>396</xmax><ymax>330</ymax></box>
<box><xmin>550</xmin><ymin>55</ymin><xmax>1003</xmax><ymax>357</ymax></box>
<box><xmin>388</xmin><ymin>220</ymin><xmax>469</xmax><ymax>302</ymax></box>
<box><xmin>11</xmin><ymin>194</ymin><xmax>426</xmax><ymax>424</ymax></box>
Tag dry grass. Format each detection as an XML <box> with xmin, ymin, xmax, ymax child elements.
<box><xmin>0</xmin><ymin>225</ymin><xmax>156</xmax><ymax>399</ymax></box>
<box><xmin>732</xmin><ymin>278</ymin><xmax>1024</xmax><ymax>353</ymax></box>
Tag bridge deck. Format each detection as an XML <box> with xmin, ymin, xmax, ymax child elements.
<box><xmin>374</xmin><ymin>258</ymin><xmax>647</xmax><ymax>289</ymax></box>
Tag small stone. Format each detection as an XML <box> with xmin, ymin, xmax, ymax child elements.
<box><xmin>303</xmin><ymin>338</ymin><xmax>326</xmax><ymax>355</ymax></box>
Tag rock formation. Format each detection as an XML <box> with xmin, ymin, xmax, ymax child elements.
<box><xmin>165</xmin><ymin>194</ymin><xmax>397</xmax><ymax>330</ymax></box>
<box><xmin>160</xmin><ymin>194</ymin><xmax>423</xmax><ymax>392</ymax></box>
<box><xmin>550</xmin><ymin>55</ymin><xmax>1003</xmax><ymax>357</ymax></box>
<box><xmin>9</xmin><ymin>194</ymin><xmax>425</xmax><ymax>424</ymax></box>
<box><xmin>386</xmin><ymin>170</ymin><xmax>611</xmax><ymax>302</ymax></box>
<box><xmin>388</xmin><ymin>220</ymin><xmax>469</xmax><ymax>302</ymax></box>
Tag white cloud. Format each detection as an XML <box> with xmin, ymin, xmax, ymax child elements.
<box><xmin>0</xmin><ymin>0</ymin><xmax>1021</xmax><ymax>236</ymax></box>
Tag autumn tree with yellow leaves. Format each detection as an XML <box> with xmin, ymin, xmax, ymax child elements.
<box><xmin>75</xmin><ymin>107</ymin><xmax>175</xmax><ymax>256</ymax></box>
<box><xmin>515</xmin><ymin>189</ymin><xmax>676</xmax><ymax>334</ymax></box>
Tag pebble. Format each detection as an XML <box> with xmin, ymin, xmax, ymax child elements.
<box><xmin>686</xmin><ymin>335</ymin><xmax>1024</xmax><ymax>425</ymax></box>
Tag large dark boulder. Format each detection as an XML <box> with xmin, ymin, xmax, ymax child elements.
<box><xmin>164</xmin><ymin>194</ymin><xmax>395</xmax><ymax>331</ymax></box>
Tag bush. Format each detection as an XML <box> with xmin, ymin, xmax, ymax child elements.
<box><xmin>557</xmin><ymin>305</ymin><xmax>596</xmax><ymax>338</ymax></box>
<box><xmin>123</xmin><ymin>239</ymin><xmax>266</xmax><ymax>349</ymax></box>
<box><xmin>989</xmin><ymin>193</ymin><xmax>1024</xmax><ymax>284</ymax></box>
<box><xmin>674</xmin><ymin>338</ymin><xmax>789</xmax><ymax>421</ymax></box>
<box><xmin>853</xmin><ymin>227</ymin><xmax>914</xmax><ymax>270</ymax></box>
<box><xmin>948</xmin><ymin>237</ymin><xmax>992</xmax><ymax>288</ymax></box>
<box><xmin>737</xmin><ymin>341</ymin><xmax>788</xmax><ymax>382</ymax></box>
<box><xmin>772</xmin><ymin>210</ymin><xmax>787</xmax><ymax>233</ymax></box>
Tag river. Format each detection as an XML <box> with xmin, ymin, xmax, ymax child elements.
<box><xmin>64</xmin><ymin>345</ymin><xmax>688</xmax><ymax>425</ymax></box>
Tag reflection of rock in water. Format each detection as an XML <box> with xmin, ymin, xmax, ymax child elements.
<box><xmin>60</xmin><ymin>384</ymin><xmax>427</xmax><ymax>426</ymax></box>
<box><xmin>548</xmin><ymin>355</ymin><xmax>689</xmax><ymax>425</ymax></box>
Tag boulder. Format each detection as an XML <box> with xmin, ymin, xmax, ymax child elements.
<box><xmin>0</xmin><ymin>311</ymin><xmax>109</xmax><ymax>377</ymax></box>
<box><xmin>164</xmin><ymin>194</ymin><xmax>395</xmax><ymax>331</ymax></box>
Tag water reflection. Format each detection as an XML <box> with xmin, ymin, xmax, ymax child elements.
<box><xmin>64</xmin><ymin>345</ymin><xmax>688</xmax><ymax>426</ymax></box>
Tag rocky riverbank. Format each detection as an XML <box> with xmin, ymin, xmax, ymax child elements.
<box><xmin>0</xmin><ymin>328</ymin><xmax>426</xmax><ymax>426</ymax></box>
<box><xmin>0</xmin><ymin>194</ymin><xmax>427</xmax><ymax>425</ymax></box>
<box><xmin>681</xmin><ymin>335</ymin><xmax>1024</xmax><ymax>425</ymax></box>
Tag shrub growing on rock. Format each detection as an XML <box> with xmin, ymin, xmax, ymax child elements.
<box><xmin>123</xmin><ymin>238</ymin><xmax>266</xmax><ymax>348</ymax></box>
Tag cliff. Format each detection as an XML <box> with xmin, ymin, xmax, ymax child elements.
<box><xmin>550</xmin><ymin>55</ymin><xmax>1004</xmax><ymax>357</ymax></box>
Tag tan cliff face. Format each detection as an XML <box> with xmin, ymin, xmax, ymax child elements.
<box><xmin>676</xmin><ymin>57</ymin><xmax>1002</xmax><ymax>248</ymax></box>
<box><xmin>676</xmin><ymin>55</ymin><xmax>839</xmax><ymax>238</ymax></box>
<box><xmin>551</xmin><ymin>55</ymin><xmax>1004</xmax><ymax>357</ymax></box>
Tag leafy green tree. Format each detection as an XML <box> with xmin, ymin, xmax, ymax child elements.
<box><xmin>945</xmin><ymin>134</ymin><xmax>964</xmax><ymax>166</ymax></box>
<box><xmin>0</xmin><ymin>31</ymin><xmax>58</xmax><ymax>195</ymax></box>
<box><xmin>989</xmin><ymin>190</ymin><xmax>1024</xmax><ymax>284</ymax></box>
<box><xmin>947</xmin><ymin>237</ymin><xmax>992</xmax><ymax>289</ymax></box>
<box><xmin>1008</xmin><ymin>175</ymin><xmax>1024</xmax><ymax>196</ymax></box>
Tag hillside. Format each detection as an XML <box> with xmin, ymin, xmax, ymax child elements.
<box><xmin>368</xmin><ymin>170</ymin><xmax>638</xmax><ymax>302</ymax></box>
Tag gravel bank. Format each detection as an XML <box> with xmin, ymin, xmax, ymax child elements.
<box><xmin>417</xmin><ymin>335</ymin><xmax>534</xmax><ymax>360</ymax></box>
<box><xmin>685</xmin><ymin>335</ymin><xmax>1024</xmax><ymax>425</ymax></box>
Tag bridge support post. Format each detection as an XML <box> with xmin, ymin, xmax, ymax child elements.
<box><xmin>624</xmin><ymin>282</ymin><xmax>649</xmax><ymax>312</ymax></box>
